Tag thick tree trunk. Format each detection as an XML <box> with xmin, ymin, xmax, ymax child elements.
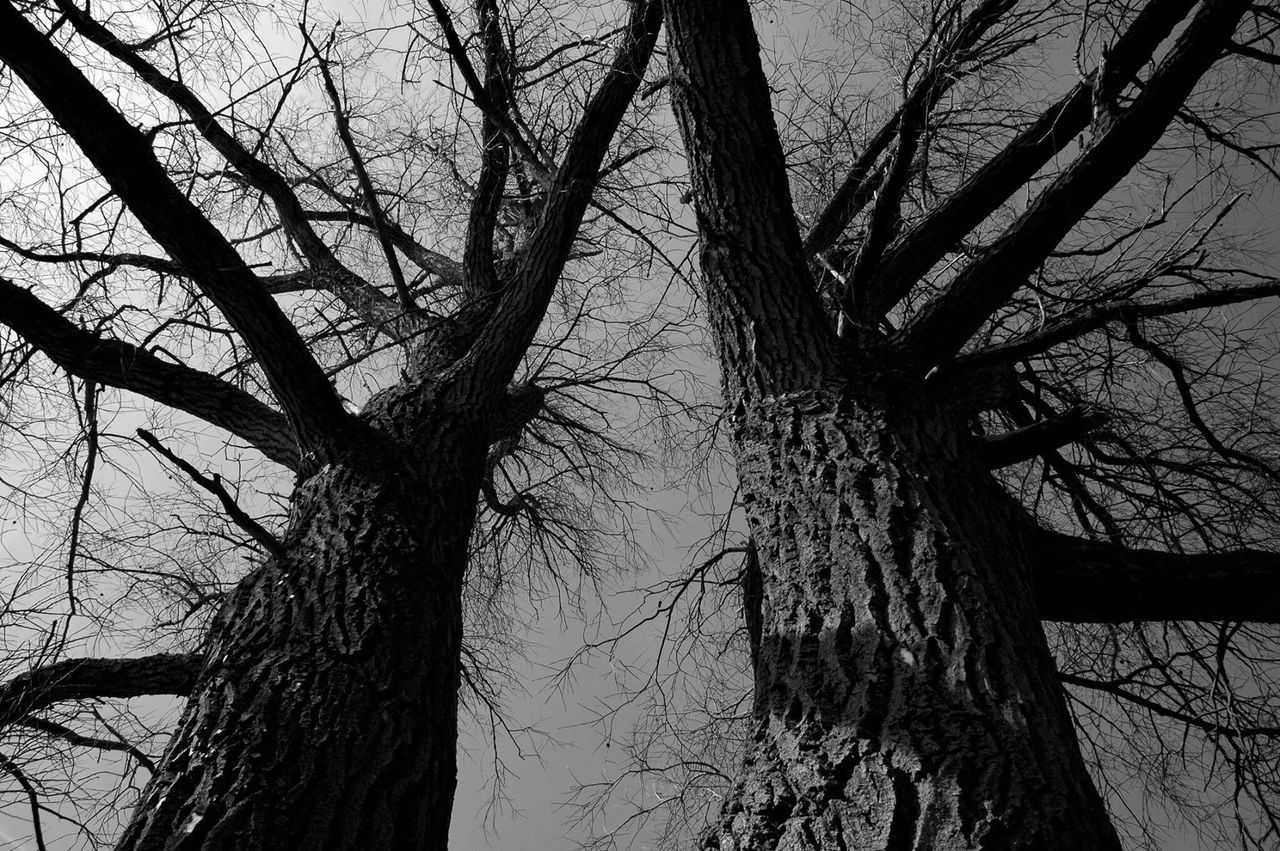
<box><xmin>116</xmin><ymin>433</ymin><xmax>481</xmax><ymax>850</ymax></box>
<box><xmin>709</xmin><ymin>390</ymin><xmax>1121</xmax><ymax>850</ymax></box>
<box><xmin>663</xmin><ymin>0</ymin><xmax>1130</xmax><ymax>844</ymax></box>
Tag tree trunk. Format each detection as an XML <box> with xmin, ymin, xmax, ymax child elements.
<box><xmin>709</xmin><ymin>389</ymin><xmax>1121</xmax><ymax>850</ymax></box>
<box><xmin>662</xmin><ymin>0</ymin><xmax>1128</xmax><ymax>843</ymax></box>
<box><xmin>116</xmin><ymin>431</ymin><xmax>481</xmax><ymax>850</ymax></box>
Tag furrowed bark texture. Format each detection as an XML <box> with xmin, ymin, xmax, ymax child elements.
<box><xmin>711</xmin><ymin>391</ymin><xmax>1121</xmax><ymax>850</ymax></box>
<box><xmin>115</xmin><ymin>428</ymin><xmax>482</xmax><ymax>851</ymax></box>
<box><xmin>0</xmin><ymin>1</ymin><xmax>660</xmax><ymax>846</ymax></box>
<box><xmin>664</xmin><ymin>0</ymin><xmax>836</xmax><ymax>399</ymax></box>
<box><xmin>666</xmin><ymin>3</ymin><xmax>1126</xmax><ymax>845</ymax></box>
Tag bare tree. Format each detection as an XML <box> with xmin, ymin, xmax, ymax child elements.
<box><xmin>0</xmin><ymin>0</ymin><xmax>678</xmax><ymax>847</ymax></box>
<box><xmin>612</xmin><ymin>0</ymin><xmax>1280</xmax><ymax>848</ymax></box>
<box><xmin>7</xmin><ymin>0</ymin><xmax>1280</xmax><ymax>848</ymax></box>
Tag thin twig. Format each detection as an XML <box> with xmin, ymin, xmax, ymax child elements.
<box><xmin>136</xmin><ymin>429</ymin><xmax>284</xmax><ymax>556</ymax></box>
<box><xmin>65</xmin><ymin>379</ymin><xmax>98</xmax><ymax>617</ymax></box>
<box><xmin>302</xmin><ymin>27</ymin><xmax>415</xmax><ymax>311</ymax></box>
<box><xmin>0</xmin><ymin>754</ymin><xmax>48</xmax><ymax>851</ymax></box>
<box><xmin>17</xmin><ymin>716</ymin><xmax>157</xmax><ymax>773</ymax></box>
<box><xmin>420</xmin><ymin>0</ymin><xmax>553</xmax><ymax>181</ymax></box>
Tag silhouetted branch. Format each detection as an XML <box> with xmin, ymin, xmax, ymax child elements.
<box><xmin>1036</xmin><ymin>532</ymin><xmax>1280</xmax><ymax>622</ymax></box>
<box><xmin>0</xmin><ymin>276</ymin><xmax>300</xmax><ymax>470</ymax></box>
<box><xmin>136</xmin><ymin>428</ymin><xmax>284</xmax><ymax>556</ymax></box>
<box><xmin>0</xmin><ymin>655</ymin><xmax>202</xmax><ymax>730</ymax></box>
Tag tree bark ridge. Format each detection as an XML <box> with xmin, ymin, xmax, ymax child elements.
<box><xmin>666</xmin><ymin>0</ymin><xmax>839</xmax><ymax>398</ymax></box>
<box><xmin>708</xmin><ymin>392</ymin><xmax>1121</xmax><ymax>850</ymax></box>
<box><xmin>115</xmin><ymin>433</ymin><xmax>481</xmax><ymax>850</ymax></box>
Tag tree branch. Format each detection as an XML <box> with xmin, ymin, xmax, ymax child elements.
<box><xmin>981</xmin><ymin>405</ymin><xmax>1108</xmax><ymax>468</ymax></box>
<box><xmin>803</xmin><ymin>0</ymin><xmax>1018</xmax><ymax>259</ymax></box>
<box><xmin>0</xmin><ymin>0</ymin><xmax>355</xmax><ymax>461</ymax></box>
<box><xmin>304</xmin><ymin>28</ymin><xmax>414</xmax><ymax>311</ymax></box>
<box><xmin>1126</xmin><ymin>317</ymin><xmax>1280</xmax><ymax>481</ymax></box>
<box><xmin>0</xmin><ymin>3</ymin><xmax>363</xmax><ymax>460</ymax></box>
<box><xmin>0</xmin><ymin>654</ymin><xmax>201</xmax><ymax>730</ymax></box>
<box><xmin>136</xmin><ymin>428</ymin><xmax>284</xmax><ymax>556</ymax></box>
<box><xmin>51</xmin><ymin>0</ymin><xmax>407</xmax><ymax>332</ymax></box>
<box><xmin>961</xmin><ymin>278</ymin><xmax>1280</xmax><ymax>366</ymax></box>
<box><xmin>0</xmin><ymin>277</ymin><xmax>300</xmax><ymax>469</ymax></box>
<box><xmin>863</xmin><ymin>0</ymin><xmax>1201</xmax><ymax>321</ymax></box>
<box><xmin>457</xmin><ymin>0</ymin><xmax>663</xmax><ymax>394</ymax></box>
<box><xmin>463</xmin><ymin>0</ymin><xmax>517</xmax><ymax>299</ymax></box>
<box><xmin>65</xmin><ymin>379</ymin><xmax>98</xmax><ymax>617</ymax></box>
<box><xmin>1035</xmin><ymin>531</ymin><xmax>1280</xmax><ymax>623</ymax></box>
<box><xmin>897</xmin><ymin>0</ymin><xmax>1250</xmax><ymax>366</ymax></box>
<box><xmin>1229</xmin><ymin>39</ymin><xmax>1280</xmax><ymax>65</ymax></box>
<box><xmin>844</xmin><ymin>110</ymin><xmax>922</xmax><ymax>322</ymax></box>
<box><xmin>0</xmin><ymin>236</ymin><xmax>180</xmax><ymax>276</ymax></box>
<box><xmin>17</xmin><ymin>716</ymin><xmax>157</xmax><ymax>772</ymax></box>
<box><xmin>301</xmin><ymin>209</ymin><xmax>464</xmax><ymax>286</ymax></box>
<box><xmin>422</xmin><ymin>0</ymin><xmax>554</xmax><ymax>181</ymax></box>
<box><xmin>1061</xmin><ymin>670</ymin><xmax>1280</xmax><ymax>738</ymax></box>
<box><xmin>665</xmin><ymin>0</ymin><xmax>838</xmax><ymax>396</ymax></box>
<box><xmin>0</xmin><ymin>754</ymin><xmax>48</xmax><ymax>851</ymax></box>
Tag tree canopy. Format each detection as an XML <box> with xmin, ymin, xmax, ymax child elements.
<box><xmin>581</xmin><ymin>2</ymin><xmax>1280</xmax><ymax>848</ymax></box>
<box><xmin>1</xmin><ymin>0</ymin><xmax>1280</xmax><ymax>849</ymax></box>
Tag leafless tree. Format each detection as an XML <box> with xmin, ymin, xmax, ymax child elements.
<box><xmin>571</xmin><ymin>1</ymin><xmax>1280</xmax><ymax>849</ymax></box>
<box><xmin>0</xmin><ymin>0</ymin><xmax>691</xmax><ymax>847</ymax></box>
<box><xmin>6</xmin><ymin>0</ymin><xmax>1280</xmax><ymax>849</ymax></box>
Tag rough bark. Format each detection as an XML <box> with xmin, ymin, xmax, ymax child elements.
<box><xmin>664</xmin><ymin>0</ymin><xmax>837</xmax><ymax>399</ymax></box>
<box><xmin>115</xmin><ymin>426</ymin><xmax>483</xmax><ymax>851</ymax></box>
<box><xmin>666</xmin><ymin>1</ymin><xmax>1129</xmax><ymax>846</ymax></box>
<box><xmin>707</xmin><ymin>389</ymin><xmax>1121</xmax><ymax>850</ymax></box>
<box><xmin>0</xmin><ymin>0</ymin><xmax>665</xmax><ymax>847</ymax></box>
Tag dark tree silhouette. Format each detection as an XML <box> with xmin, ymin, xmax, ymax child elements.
<box><xmin>638</xmin><ymin>0</ymin><xmax>1280</xmax><ymax>848</ymax></box>
<box><xmin>0</xmin><ymin>0</ymin><xmax>674</xmax><ymax>847</ymax></box>
<box><xmin>4</xmin><ymin>0</ymin><xmax>1280</xmax><ymax>848</ymax></box>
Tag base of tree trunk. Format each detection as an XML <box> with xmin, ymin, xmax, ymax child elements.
<box><xmin>705</xmin><ymin>392</ymin><xmax>1121</xmax><ymax>851</ymax></box>
<box><xmin>116</xmin><ymin>456</ymin><xmax>473</xmax><ymax>850</ymax></box>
